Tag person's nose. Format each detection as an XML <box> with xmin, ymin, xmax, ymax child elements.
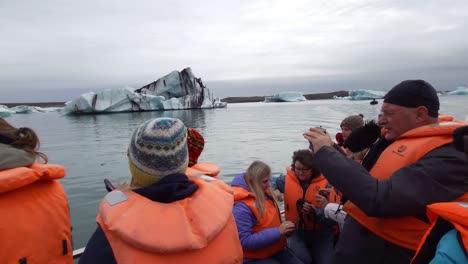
<box><xmin>378</xmin><ymin>115</ymin><xmax>387</xmax><ymax>126</ymax></box>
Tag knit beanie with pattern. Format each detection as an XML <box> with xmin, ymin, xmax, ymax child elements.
<box><xmin>128</xmin><ymin>118</ymin><xmax>188</xmax><ymax>187</ymax></box>
<box><xmin>187</xmin><ymin>128</ymin><xmax>205</xmax><ymax>167</ymax></box>
<box><xmin>340</xmin><ymin>114</ymin><xmax>365</xmax><ymax>131</ymax></box>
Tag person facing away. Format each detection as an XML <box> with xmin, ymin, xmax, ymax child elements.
<box><xmin>187</xmin><ymin>127</ymin><xmax>205</xmax><ymax>167</ymax></box>
<box><xmin>412</xmin><ymin>125</ymin><xmax>468</xmax><ymax>264</ymax></box>
<box><xmin>303</xmin><ymin>80</ymin><xmax>468</xmax><ymax>264</ymax></box>
<box><xmin>79</xmin><ymin>117</ymin><xmax>242</xmax><ymax>264</ymax></box>
<box><xmin>0</xmin><ymin>117</ymin><xmax>73</xmax><ymax>263</ymax></box>
<box><xmin>342</xmin><ymin>120</ymin><xmax>382</xmax><ymax>162</ymax></box>
<box><xmin>185</xmin><ymin>127</ymin><xmax>221</xmax><ymax>178</ymax></box>
<box><xmin>271</xmin><ymin>149</ymin><xmax>336</xmax><ymax>264</ymax></box>
<box><xmin>231</xmin><ymin>160</ymin><xmax>302</xmax><ymax>264</ymax></box>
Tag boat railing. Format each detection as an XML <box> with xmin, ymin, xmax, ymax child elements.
<box><xmin>72</xmin><ymin>210</ymin><xmax>286</xmax><ymax>259</ymax></box>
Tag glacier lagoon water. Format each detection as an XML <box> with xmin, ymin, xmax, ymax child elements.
<box><xmin>6</xmin><ymin>96</ymin><xmax>468</xmax><ymax>249</ymax></box>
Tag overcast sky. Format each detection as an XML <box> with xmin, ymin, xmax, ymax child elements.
<box><xmin>1</xmin><ymin>0</ymin><xmax>468</xmax><ymax>102</ymax></box>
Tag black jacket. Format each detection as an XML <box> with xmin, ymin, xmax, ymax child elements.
<box><xmin>314</xmin><ymin>143</ymin><xmax>468</xmax><ymax>264</ymax></box>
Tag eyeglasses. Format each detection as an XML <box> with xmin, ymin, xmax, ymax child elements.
<box><xmin>294</xmin><ymin>168</ymin><xmax>311</xmax><ymax>173</ymax></box>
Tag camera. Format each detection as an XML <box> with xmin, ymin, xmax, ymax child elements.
<box><xmin>315</xmin><ymin>126</ymin><xmax>327</xmax><ymax>134</ymax></box>
<box><xmin>309</xmin><ymin>126</ymin><xmax>327</xmax><ymax>151</ymax></box>
<box><xmin>296</xmin><ymin>199</ymin><xmax>305</xmax><ymax>208</ymax></box>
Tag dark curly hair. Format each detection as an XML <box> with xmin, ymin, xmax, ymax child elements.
<box><xmin>290</xmin><ymin>149</ymin><xmax>320</xmax><ymax>179</ymax></box>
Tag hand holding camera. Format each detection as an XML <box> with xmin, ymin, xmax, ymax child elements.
<box><xmin>304</xmin><ymin>126</ymin><xmax>334</xmax><ymax>153</ymax></box>
<box><xmin>301</xmin><ymin>201</ymin><xmax>314</xmax><ymax>214</ymax></box>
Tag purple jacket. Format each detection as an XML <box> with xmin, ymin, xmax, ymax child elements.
<box><xmin>231</xmin><ymin>173</ymin><xmax>281</xmax><ymax>252</ymax></box>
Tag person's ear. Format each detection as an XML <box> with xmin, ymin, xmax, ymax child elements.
<box><xmin>415</xmin><ymin>106</ymin><xmax>429</xmax><ymax>122</ymax></box>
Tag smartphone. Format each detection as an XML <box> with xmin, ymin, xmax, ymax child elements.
<box><xmin>309</xmin><ymin>126</ymin><xmax>327</xmax><ymax>151</ymax></box>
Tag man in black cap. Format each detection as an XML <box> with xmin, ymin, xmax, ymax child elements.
<box><xmin>303</xmin><ymin>80</ymin><xmax>468</xmax><ymax>264</ymax></box>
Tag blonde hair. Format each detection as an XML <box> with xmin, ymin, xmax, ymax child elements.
<box><xmin>244</xmin><ymin>160</ymin><xmax>272</xmax><ymax>217</ymax></box>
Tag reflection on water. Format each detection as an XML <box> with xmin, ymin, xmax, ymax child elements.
<box><xmin>6</xmin><ymin>97</ymin><xmax>467</xmax><ymax>248</ymax></box>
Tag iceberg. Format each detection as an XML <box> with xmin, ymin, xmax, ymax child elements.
<box><xmin>0</xmin><ymin>105</ymin><xmax>15</xmax><ymax>117</ymax></box>
<box><xmin>0</xmin><ymin>105</ymin><xmax>61</xmax><ymax>116</ymax></box>
<box><xmin>264</xmin><ymin>92</ymin><xmax>306</xmax><ymax>102</ymax></box>
<box><xmin>347</xmin><ymin>89</ymin><xmax>386</xmax><ymax>100</ymax></box>
<box><xmin>447</xmin><ymin>86</ymin><xmax>468</xmax><ymax>95</ymax></box>
<box><xmin>333</xmin><ymin>89</ymin><xmax>386</xmax><ymax>100</ymax></box>
<box><xmin>62</xmin><ymin>68</ymin><xmax>227</xmax><ymax>114</ymax></box>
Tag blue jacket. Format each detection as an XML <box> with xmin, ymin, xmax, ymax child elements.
<box><xmin>430</xmin><ymin>229</ymin><xmax>468</xmax><ymax>264</ymax></box>
<box><xmin>231</xmin><ymin>173</ymin><xmax>281</xmax><ymax>252</ymax></box>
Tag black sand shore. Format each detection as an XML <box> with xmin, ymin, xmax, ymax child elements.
<box><xmin>221</xmin><ymin>91</ymin><xmax>348</xmax><ymax>103</ymax></box>
<box><xmin>1</xmin><ymin>91</ymin><xmax>349</xmax><ymax>107</ymax></box>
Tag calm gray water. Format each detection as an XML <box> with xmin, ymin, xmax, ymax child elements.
<box><xmin>6</xmin><ymin>96</ymin><xmax>468</xmax><ymax>249</ymax></box>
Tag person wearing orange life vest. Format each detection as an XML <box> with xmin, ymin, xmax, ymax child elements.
<box><xmin>79</xmin><ymin>118</ymin><xmax>242</xmax><ymax>264</ymax></box>
<box><xmin>186</xmin><ymin>127</ymin><xmax>205</xmax><ymax>167</ymax></box>
<box><xmin>0</xmin><ymin>117</ymin><xmax>73</xmax><ymax>264</ymax></box>
<box><xmin>271</xmin><ymin>149</ymin><xmax>336</xmax><ymax>264</ymax></box>
<box><xmin>304</xmin><ymin>80</ymin><xmax>468</xmax><ymax>264</ymax></box>
<box><xmin>185</xmin><ymin>127</ymin><xmax>222</xmax><ymax>178</ymax></box>
<box><xmin>315</xmin><ymin>120</ymin><xmax>382</xmax><ymax>232</ymax></box>
<box><xmin>411</xmin><ymin>125</ymin><xmax>468</xmax><ymax>264</ymax></box>
<box><xmin>232</xmin><ymin>160</ymin><xmax>302</xmax><ymax>264</ymax></box>
<box><xmin>411</xmin><ymin>202</ymin><xmax>468</xmax><ymax>264</ymax></box>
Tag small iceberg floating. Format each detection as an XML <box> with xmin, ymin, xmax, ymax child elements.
<box><xmin>446</xmin><ymin>87</ymin><xmax>468</xmax><ymax>95</ymax></box>
<box><xmin>264</xmin><ymin>92</ymin><xmax>306</xmax><ymax>102</ymax></box>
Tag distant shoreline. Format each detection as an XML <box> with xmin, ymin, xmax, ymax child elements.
<box><xmin>221</xmin><ymin>91</ymin><xmax>348</xmax><ymax>103</ymax></box>
<box><xmin>1</xmin><ymin>91</ymin><xmax>349</xmax><ymax>107</ymax></box>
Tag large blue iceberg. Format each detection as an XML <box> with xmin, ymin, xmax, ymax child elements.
<box><xmin>264</xmin><ymin>92</ymin><xmax>306</xmax><ymax>102</ymax></box>
<box><xmin>335</xmin><ymin>89</ymin><xmax>386</xmax><ymax>100</ymax></box>
<box><xmin>446</xmin><ymin>86</ymin><xmax>468</xmax><ymax>95</ymax></box>
<box><xmin>62</xmin><ymin>68</ymin><xmax>226</xmax><ymax>114</ymax></box>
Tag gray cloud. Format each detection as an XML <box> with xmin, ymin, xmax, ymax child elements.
<box><xmin>1</xmin><ymin>0</ymin><xmax>467</xmax><ymax>102</ymax></box>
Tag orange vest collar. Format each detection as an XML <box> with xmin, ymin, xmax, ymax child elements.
<box><xmin>0</xmin><ymin>163</ymin><xmax>66</xmax><ymax>193</ymax></box>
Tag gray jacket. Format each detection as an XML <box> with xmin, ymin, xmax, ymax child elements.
<box><xmin>0</xmin><ymin>143</ymin><xmax>35</xmax><ymax>170</ymax></box>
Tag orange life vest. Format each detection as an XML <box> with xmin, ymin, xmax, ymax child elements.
<box><xmin>412</xmin><ymin>202</ymin><xmax>468</xmax><ymax>263</ymax></box>
<box><xmin>97</xmin><ymin>177</ymin><xmax>243</xmax><ymax>264</ymax></box>
<box><xmin>0</xmin><ymin>163</ymin><xmax>72</xmax><ymax>264</ymax></box>
<box><xmin>438</xmin><ymin>114</ymin><xmax>454</xmax><ymax>122</ymax></box>
<box><xmin>328</xmin><ymin>186</ymin><xmax>342</xmax><ymax>204</ymax></box>
<box><xmin>186</xmin><ymin>161</ymin><xmax>220</xmax><ymax>178</ymax></box>
<box><xmin>284</xmin><ymin>166</ymin><xmax>329</xmax><ymax>230</ymax></box>
<box><xmin>232</xmin><ymin>184</ymin><xmax>286</xmax><ymax>259</ymax></box>
<box><xmin>345</xmin><ymin>121</ymin><xmax>468</xmax><ymax>250</ymax></box>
